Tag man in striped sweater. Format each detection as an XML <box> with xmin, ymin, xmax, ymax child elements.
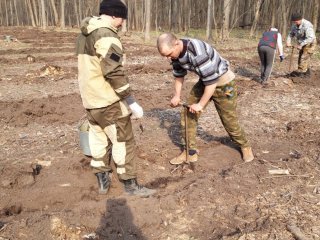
<box><xmin>77</xmin><ymin>0</ymin><xmax>155</xmax><ymax>197</ymax></box>
<box><xmin>157</xmin><ymin>33</ymin><xmax>254</xmax><ymax>164</ymax></box>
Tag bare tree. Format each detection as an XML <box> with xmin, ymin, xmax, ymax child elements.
<box><xmin>280</xmin><ymin>0</ymin><xmax>289</xmax><ymax>38</ymax></box>
<box><xmin>74</xmin><ymin>0</ymin><xmax>80</xmax><ymax>26</ymax></box>
<box><xmin>312</xmin><ymin>0</ymin><xmax>319</xmax><ymax>31</ymax></box>
<box><xmin>50</xmin><ymin>0</ymin><xmax>59</xmax><ymax>26</ymax></box>
<box><xmin>222</xmin><ymin>0</ymin><xmax>231</xmax><ymax>40</ymax></box>
<box><xmin>144</xmin><ymin>0</ymin><xmax>151</xmax><ymax>41</ymax></box>
<box><xmin>250</xmin><ymin>0</ymin><xmax>263</xmax><ymax>37</ymax></box>
<box><xmin>40</xmin><ymin>0</ymin><xmax>46</xmax><ymax>29</ymax></box>
<box><xmin>5</xmin><ymin>0</ymin><xmax>9</xmax><ymax>26</ymax></box>
<box><xmin>14</xmin><ymin>0</ymin><xmax>19</xmax><ymax>26</ymax></box>
<box><xmin>60</xmin><ymin>0</ymin><xmax>65</xmax><ymax>28</ymax></box>
<box><xmin>206</xmin><ymin>0</ymin><xmax>213</xmax><ymax>40</ymax></box>
<box><xmin>184</xmin><ymin>0</ymin><xmax>191</xmax><ymax>34</ymax></box>
<box><xmin>242</xmin><ymin>0</ymin><xmax>251</xmax><ymax>27</ymax></box>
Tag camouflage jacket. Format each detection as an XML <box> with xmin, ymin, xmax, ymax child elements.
<box><xmin>76</xmin><ymin>16</ymin><xmax>130</xmax><ymax>109</ymax></box>
<box><xmin>286</xmin><ymin>19</ymin><xmax>316</xmax><ymax>47</ymax></box>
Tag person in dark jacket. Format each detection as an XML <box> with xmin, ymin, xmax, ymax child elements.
<box><xmin>257</xmin><ymin>27</ymin><xmax>284</xmax><ymax>84</ymax></box>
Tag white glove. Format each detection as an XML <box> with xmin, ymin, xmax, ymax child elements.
<box><xmin>129</xmin><ymin>102</ymin><xmax>143</xmax><ymax>119</ymax></box>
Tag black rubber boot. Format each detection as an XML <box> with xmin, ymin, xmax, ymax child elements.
<box><xmin>95</xmin><ymin>172</ymin><xmax>111</xmax><ymax>194</ymax></box>
<box><xmin>290</xmin><ymin>71</ymin><xmax>304</xmax><ymax>77</ymax></box>
<box><xmin>304</xmin><ymin>68</ymin><xmax>311</xmax><ymax>76</ymax></box>
<box><xmin>123</xmin><ymin>178</ymin><xmax>156</xmax><ymax>197</ymax></box>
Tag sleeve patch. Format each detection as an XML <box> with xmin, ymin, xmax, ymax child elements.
<box><xmin>110</xmin><ymin>53</ymin><xmax>121</xmax><ymax>62</ymax></box>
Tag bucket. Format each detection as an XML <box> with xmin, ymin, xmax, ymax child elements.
<box><xmin>78</xmin><ymin>119</ymin><xmax>92</xmax><ymax>156</ymax></box>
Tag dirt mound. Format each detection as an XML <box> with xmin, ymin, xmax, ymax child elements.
<box><xmin>0</xmin><ymin>93</ymin><xmax>84</xmax><ymax>126</ymax></box>
<box><xmin>289</xmin><ymin>69</ymin><xmax>320</xmax><ymax>86</ymax></box>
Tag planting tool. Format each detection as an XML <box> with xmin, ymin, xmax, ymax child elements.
<box><xmin>179</xmin><ymin>102</ymin><xmax>190</xmax><ymax>164</ymax></box>
<box><xmin>288</xmin><ymin>46</ymin><xmax>294</xmax><ymax>72</ymax></box>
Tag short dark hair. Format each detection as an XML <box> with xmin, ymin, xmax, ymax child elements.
<box><xmin>291</xmin><ymin>12</ymin><xmax>302</xmax><ymax>21</ymax></box>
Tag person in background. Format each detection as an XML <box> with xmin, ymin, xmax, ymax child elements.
<box><xmin>76</xmin><ymin>0</ymin><xmax>155</xmax><ymax>197</ymax></box>
<box><xmin>257</xmin><ymin>27</ymin><xmax>284</xmax><ymax>84</ymax></box>
<box><xmin>157</xmin><ymin>33</ymin><xmax>254</xmax><ymax>165</ymax></box>
<box><xmin>286</xmin><ymin>13</ymin><xmax>317</xmax><ymax>77</ymax></box>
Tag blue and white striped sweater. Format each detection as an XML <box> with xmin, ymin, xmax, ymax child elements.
<box><xmin>172</xmin><ymin>38</ymin><xmax>229</xmax><ymax>85</ymax></box>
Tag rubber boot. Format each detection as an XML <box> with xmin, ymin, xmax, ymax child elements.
<box><xmin>290</xmin><ymin>70</ymin><xmax>305</xmax><ymax>77</ymax></box>
<box><xmin>304</xmin><ymin>68</ymin><xmax>311</xmax><ymax>77</ymax></box>
<box><xmin>123</xmin><ymin>178</ymin><xmax>156</xmax><ymax>197</ymax></box>
<box><xmin>95</xmin><ymin>172</ymin><xmax>111</xmax><ymax>194</ymax></box>
<box><xmin>241</xmin><ymin>147</ymin><xmax>254</xmax><ymax>162</ymax></box>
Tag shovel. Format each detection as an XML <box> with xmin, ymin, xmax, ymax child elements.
<box><xmin>177</xmin><ymin>102</ymin><xmax>190</xmax><ymax>164</ymax></box>
<box><xmin>288</xmin><ymin>46</ymin><xmax>295</xmax><ymax>72</ymax></box>
<box><xmin>182</xmin><ymin>103</ymin><xmax>190</xmax><ymax>164</ymax></box>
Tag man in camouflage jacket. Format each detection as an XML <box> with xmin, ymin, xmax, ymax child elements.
<box><xmin>287</xmin><ymin>13</ymin><xmax>317</xmax><ymax>77</ymax></box>
<box><xmin>76</xmin><ymin>0</ymin><xmax>155</xmax><ymax>197</ymax></box>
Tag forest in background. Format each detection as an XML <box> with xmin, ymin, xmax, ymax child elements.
<box><xmin>0</xmin><ymin>0</ymin><xmax>319</xmax><ymax>40</ymax></box>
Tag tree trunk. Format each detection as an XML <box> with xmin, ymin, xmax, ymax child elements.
<box><xmin>60</xmin><ymin>0</ymin><xmax>65</xmax><ymax>28</ymax></box>
<box><xmin>222</xmin><ymin>0</ymin><xmax>231</xmax><ymax>40</ymax></box>
<box><xmin>242</xmin><ymin>0</ymin><xmax>251</xmax><ymax>27</ymax></box>
<box><xmin>213</xmin><ymin>0</ymin><xmax>218</xmax><ymax>39</ymax></box>
<box><xmin>141</xmin><ymin>0</ymin><xmax>145</xmax><ymax>32</ymax></box>
<box><xmin>14</xmin><ymin>0</ymin><xmax>19</xmax><ymax>26</ymax></box>
<box><xmin>134</xmin><ymin>0</ymin><xmax>138</xmax><ymax>30</ymax></box>
<box><xmin>50</xmin><ymin>0</ymin><xmax>58</xmax><ymax>26</ymax></box>
<box><xmin>31</xmin><ymin>0</ymin><xmax>39</xmax><ymax>26</ymax></box>
<box><xmin>171</xmin><ymin>0</ymin><xmax>179</xmax><ymax>32</ymax></box>
<box><xmin>270</xmin><ymin>0</ymin><xmax>276</xmax><ymax>27</ymax></box>
<box><xmin>144</xmin><ymin>0</ymin><xmax>151</xmax><ymax>41</ymax></box>
<box><xmin>250</xmin><ymin>0</ymin><xmax>263</xmax><ymax>37</ymax></box>
<box><xmin>169</xmin><ymin>0</ymin><xmax>172</xmax><ymax>31</ymax></box>
<box><xmin>155</xmin><ymin>0</ymin><xmax>158</xmax><ymax>33</ymax></box>
<box><xmin>78</xmin><ymin>0</ymin><xmax>82</xmax><ymax>23</ymax></box>
<box><xmin>183</xmin><ymin>0</ymin><xmax>191</xmax><ymax>34</ymax></box>
<box><xmin>74</xmin><ymin>0</ymin><xmax>80</xmax><ymax>27</ymax></box>
<box><xmin>9</xmin><ymin>0</ymin><xmax>13</xmax><ymax>26</ymax></box>
<box><xmin>27</xmin><ymin>0</ymin><xmax>36</xmax><ymax>27</ymax></box>
<box><xmin>4</xmin><ymin>0</ymin><xmax>9</xmax><ymax>26</ymax></box>
<box><xmin>40</xmin><ymin>0</ymin><xmax>46</xmax><ymax>29</ymax></box>
<box><xmin>312</xmin><ymin>0</ymin><xmax>319</xmax><ymax>31</ymax></box>
<box><xmin>280</xmin><ymin>0</ymin><xmax>288</xmax><ymax>39</ymax></box>
<box><xmin>206</xmin><ymin>0</ymin><xmax>213</xmax><ymax>40</ymax></box>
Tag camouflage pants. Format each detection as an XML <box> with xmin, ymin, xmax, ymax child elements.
<box><xmin>298</xmin><ymin>40</ymin><xmax>316</xmax><ymax>72</ymax></box>
<box><xmin>86</xmin><ymin>100</ymin><xmax>137</xmax><ymax>180</ymax></box>
<box><xmin>180</xmin><ymin>80</ymin><xmax>250</xmax><ymax>151</ymax></box>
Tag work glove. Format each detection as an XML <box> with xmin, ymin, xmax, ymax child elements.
<box><xmin>129</xmin><ymin>102</ymin><xmax>143</xmax><ymax>119</ymax></box>
<box><xmin>279</xmin><ymin>55</ymin><xmax>284</xmax><ymax>62</ymax></box>
<box><xmin>125</xmin><ymin>96</ymin><xmax>143</xmax><ymax>119</ymax></box>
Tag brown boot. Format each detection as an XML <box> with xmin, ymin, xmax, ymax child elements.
<box><xmin>186</xmin><ymin>153</ymin><xmax>198</xmax><ymax>163</ymax></box>
<box><xmin>241</xmin><ymin>147</ymin><xmax>254</xmax><ymax>162</ymax></box>
<box><xmin>169</xmin><ymin>150</ymin><xmax>198</xmax><ymax>165</ymax></box>
<box><xmin>169</xmin><ymin>150</ymin><xmax>186</xmax><ymax>165</ymax></box>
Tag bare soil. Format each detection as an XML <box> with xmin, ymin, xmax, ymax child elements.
<box><xmin>0</xmin><ymin>27</ymin><xmax>319</xmax><ymax>240</ymax></box>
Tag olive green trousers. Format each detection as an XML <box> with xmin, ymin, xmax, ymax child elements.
<box><xmin>180</xmin><ymin>80</ymin><xmax>250</xmax><ymax>151</ymax></box>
